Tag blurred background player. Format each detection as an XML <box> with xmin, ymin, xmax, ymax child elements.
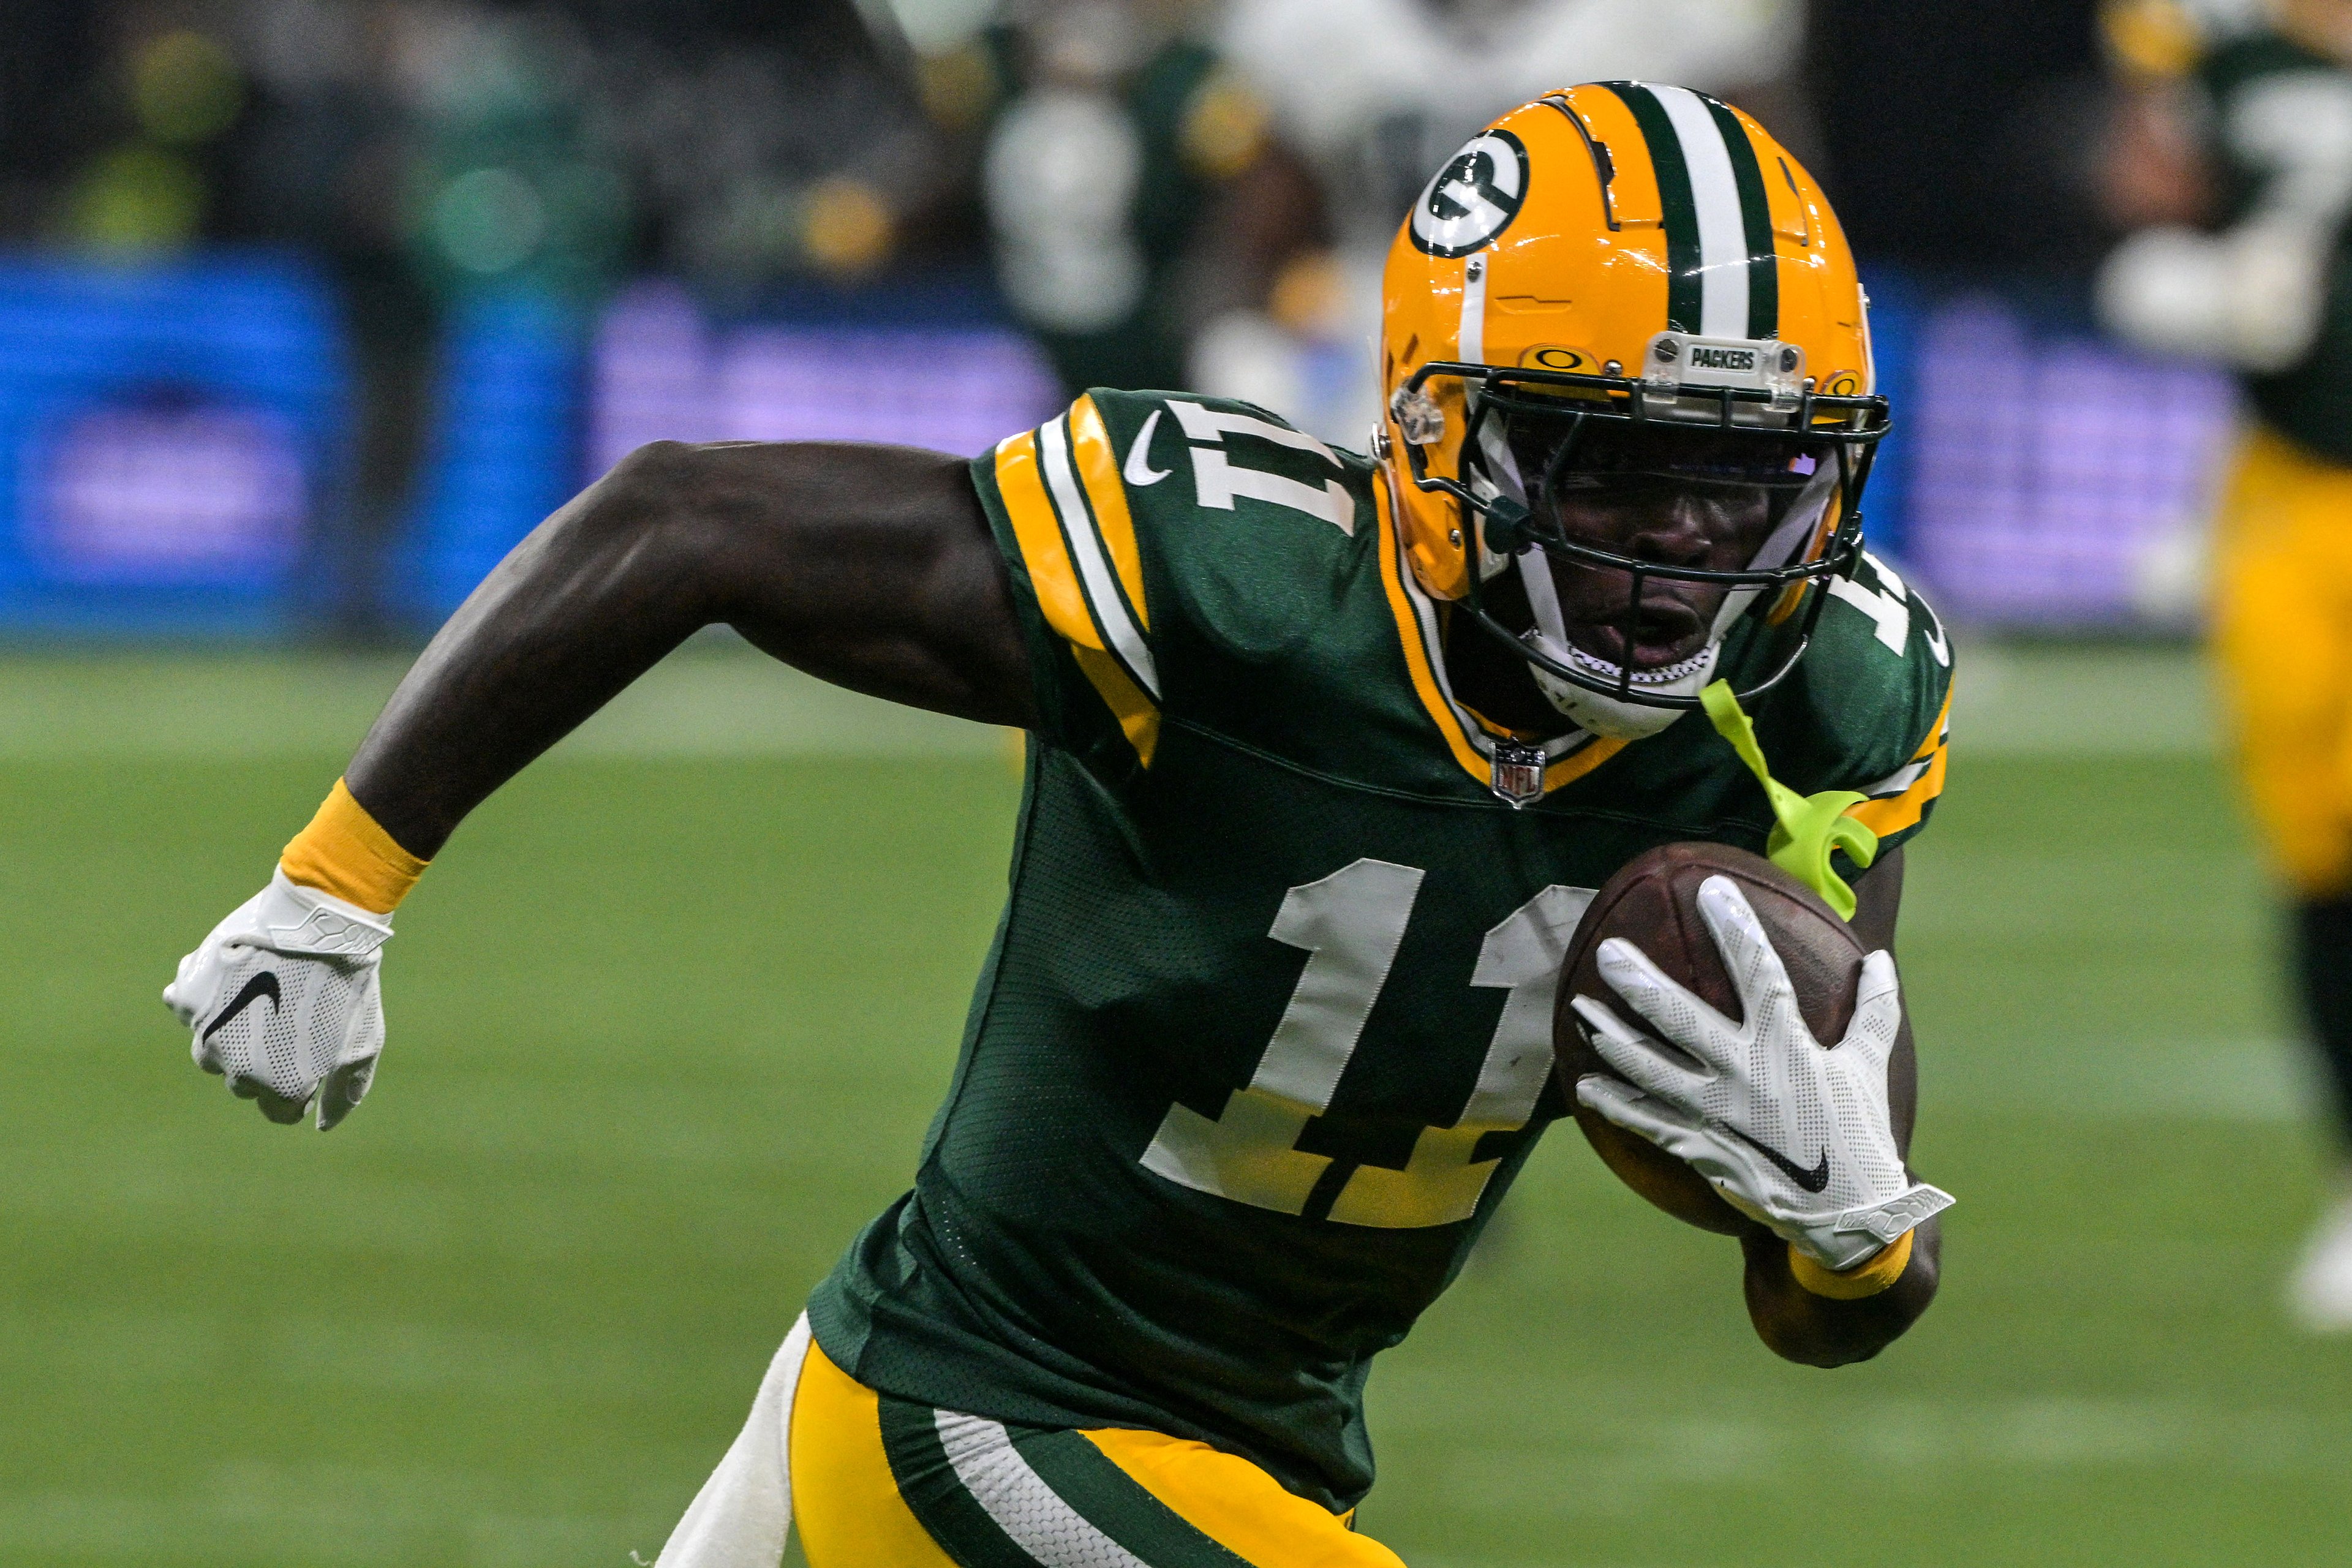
<box><xmin>951</xmin><ymin>0</ymin><xmax>1292</xmax><ymax>397</ymax></box>
<box><xmin>2099</xmin><ymin>0</ymin><xmax>2352</xmax><ymax>1330</ymax></box>
<box><xmin>1196</xmin><ymin>0</ymin><xmax>1804</xmax><ymax>443</ymax></box>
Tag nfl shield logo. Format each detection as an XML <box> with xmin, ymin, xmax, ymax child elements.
<box><xmin>1490</xmin><ymin>741</ymin><xmax>1547</xmax><ymax>808</ymax></box>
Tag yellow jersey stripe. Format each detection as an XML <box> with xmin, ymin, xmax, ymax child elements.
<box><xmin>995</xmin><ymin>429</ymin><xmax>1162</xmax><ymax>766</ymax></box>
<box><xmin>995</xmin><ymin>431</ymin><xmax>1099</xmax><ymax>652</ymax></box>
<box><xmin>1039</xmin><ymin>413</ymin><xmax>1159</xmax><ymax>698</ymax></box>
<box><xmin>1068</xmin><ymin>395</ymin><xmax>1150</xmax><ymax>633</ymax></box>
<box><xmin>1545</xmin><ymin>734</ymin><xmax>1629</xmax><ymax>790</ymax></box>
<box><xmin>1078</xmin><ymin>1427</ymin><xmax>1407</xmax><ymax>1568</ymax></box>
<box><xmin>1850</xmin><ymin>687</ymin><xmax>1952</xmax><ymax>840</ymax></box>
<box><xmin>1372</xmin><ymin>473</ymin><xmax>1491</xmax><ymax>783</ymax></box>
<box><xmin>1073</xmin><ymin>644</ymin><xmax>1161</xmax><ymax>766</ymax></box>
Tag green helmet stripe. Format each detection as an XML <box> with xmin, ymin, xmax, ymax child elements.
<box><xmin>1705</xmin><ymin>96</ymin><xmax>1782</xmax><ymax>341</ymax></box>
<box><xmin>1604</xmin><ymin>81</ymin><xmax>1705</xmax><ymax>334</ymax></box>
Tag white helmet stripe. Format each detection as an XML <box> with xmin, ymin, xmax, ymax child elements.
<box><xmin>1645</xmin><ymin>84</ymin><xmax>1754</xmax><ymax>341</ymax></box>
<box><xmin>1459</xmin><ymin>251</ymin><xmax>1488</xmax><ymax>364</ymax></box>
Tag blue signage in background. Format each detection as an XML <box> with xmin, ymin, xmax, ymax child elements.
<box><xmin>0</xmin><ymin>254</ymin><xmax>343</xmax><ymax>634</ymax></box>
<box><xmin>0</xmin><ymin>256</ymin><xmax>2241</xmax><ymax>639</ymax></box>
<box><xmin>0</xmin><ymin>260</ymin><xmax>1055</xmax><ymax>636</ymax></box>
<box><xmin>394</xmin><ymin>290</ymin><xmax>581</xmax><ymax>622</ymax></box>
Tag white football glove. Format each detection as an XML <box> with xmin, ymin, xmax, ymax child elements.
<box><xmin>1571</xmin><ymin>875</ymin><xmax>1953</xmax><ymax>1272</ymax></box>
<box><xmin>162</xmin><ymin>870</ymin><xmax>392</xmax><ymax>1129</ymax></box>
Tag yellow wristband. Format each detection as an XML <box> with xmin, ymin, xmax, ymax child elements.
<box><xmin>279</xmin><ymin>778</ymin><xmax>430</xmax><ymax>915</ymax></box>
<box><xmin>1789</xmin><ymin>1229</ymin><xmax>1914</xmax><ymax>1300</ymax></box>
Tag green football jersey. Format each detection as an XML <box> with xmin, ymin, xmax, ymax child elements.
<box><xmin>2198</xmin><ymin>29</ymin><xmax>2352</xmax><ymax>463</ymax></box>
<box><xmin>808</xmin><ymin>390</ymin><xmax>1953</xmax><ymax>1510</ymax></box>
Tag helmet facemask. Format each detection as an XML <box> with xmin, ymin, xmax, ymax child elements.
<box><xmin>1393</xmin><ymin>350</ymin><xmax>1886</xmax><ymax>739</ymax></box>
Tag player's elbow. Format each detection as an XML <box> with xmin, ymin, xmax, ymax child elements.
<box><xmin>1749</xmin><ymin>1283</ymin><xmax>1929</xmax><ymax>1366</ymax></box>
<box><xmin>1754</xmin><ymin>1316</ymin><xmax>1897</xmax><ymax>1369</ymax></box>
<box><xmin>598</xmin><ymin>438</ymin><xmax>814</xmax><ymax>557</ymax></box>
<box><xmin>571</xmin><ymin>440</ymin><xmax>771</xmax><ymax>595</ymax></box>
<box><xmin>598</xmin><ymin>440</ymin><xmax>706</xmax><ymax>526</ymax></box>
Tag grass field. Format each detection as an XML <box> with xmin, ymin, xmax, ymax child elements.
<box><xmin>7</xmin><ymin>644</ymin><xmax>2350</xmax><ymax>1567</ymax></box>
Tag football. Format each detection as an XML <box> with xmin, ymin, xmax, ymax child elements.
<box><xmin>1553</xmin><ymin>842</ymin><xmax>1867</xmax><ymax>1235</ymax></box>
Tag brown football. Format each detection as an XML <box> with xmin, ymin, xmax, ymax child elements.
<box><xmin>1554</xmin><ymin>842</ymin><xmax>1866</xmax><ymax>1235</ymax></box>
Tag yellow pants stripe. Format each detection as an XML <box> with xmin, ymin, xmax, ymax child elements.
<box><xmin>1080</xmin><ymin>1428</ymin><xmax>1408</xmax><ymax>1568</ymax></box>
<box><xmin>790</xmin><ymin>1339</ymin><xmax>958</xmax><ymax>1567</ymax></box>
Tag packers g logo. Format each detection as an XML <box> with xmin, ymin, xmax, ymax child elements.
<box><xmin>1411</xmin><ymin>129</ymin><xmax>1528</xmax><ymax>258</ymax></box>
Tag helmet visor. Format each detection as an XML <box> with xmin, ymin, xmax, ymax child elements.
<box><xmin>1497</xmin><ymin>413</ymin><xmax>1843</xmax><ymax>581</ymax></box>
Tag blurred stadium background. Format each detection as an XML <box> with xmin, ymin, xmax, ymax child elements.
<box><xmin>6</xmin><ymin>0</ymin><xmax>2349</xmax><ymax>1564</ymax></box>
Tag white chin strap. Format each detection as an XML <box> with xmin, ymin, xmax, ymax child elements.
<box><xmin>1516</xmin><ymin>543</ymin><xmax>1716</xmax><ymax>741</ymax></box>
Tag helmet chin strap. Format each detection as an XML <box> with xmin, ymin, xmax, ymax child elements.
<box><xmin>1513</xmin><ymin>549</ymin><xmax>1710</xmax><ymax>739</ymax></box>
<box><xmin>1468</xmin><ymin>418</ymin><xmax>1523</xmax><ymax>583</ymax></box>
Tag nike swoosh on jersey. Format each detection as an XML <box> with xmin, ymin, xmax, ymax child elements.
<box><xmin>203</xmin><ymin>970</ymin><xmax>282</xmax><ymax>1042</ymax></box>
<box><xmin>1123</xmin><ymin>408</ymin><xmax>1170</xmax><ymax>486</ymax></box>
<box><xmin>1726</xmin><ymin>1126</ymin><xmax>1832</xmax><ymax>1193</ymax></box>
<box><xmin>1919</xmin><ymin>605</ymin><xmax>1952</xmax><ymax>668</ymax></box>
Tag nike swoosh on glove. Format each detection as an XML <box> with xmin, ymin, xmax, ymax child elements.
<box><xmin>163</xmin><ymin>869</ymin><xmax>393</xmax><ymax>1129</ymax></box>
<box><xmin>1570</xmin><ymin>873</ymin><xmax>1953</xmax><ymax>1272</ymax></box>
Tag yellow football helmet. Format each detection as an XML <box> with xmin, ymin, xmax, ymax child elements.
<box><xmin>1375</xmin><ymin>82</ymin><xmax>1888</xmax><ymax>731</ymax></box>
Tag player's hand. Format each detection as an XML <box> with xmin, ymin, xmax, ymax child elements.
<box><xmin>1569</xmin><ymin>875</ymin><xmax>1953</xmax><ymax>1272</ymax></box>
<box><xmin>162</xmin><ymin>870</ymin><xmax>393</xmax><ymax>1129</ymax></box>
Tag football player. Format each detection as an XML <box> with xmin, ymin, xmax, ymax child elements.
<box><xmin>968</xmin><ymin>0</ymin><xmax>1283</xmax><ymax>397</ymax></box>
<box><xmin>164</xmin><ymin>85</ymin><xmax>1953</xmax><ymax>1564</ymax></box>
<box><xmin>2100</xmin><ymin>0</ymin><xmax>2352</xmax><ymax>1330</ymax></box>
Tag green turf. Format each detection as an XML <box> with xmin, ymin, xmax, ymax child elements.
<box><xmin>7</xmin><ymin>653</ymin><xmax>2351</xmax><ymax>1566</ymax></box>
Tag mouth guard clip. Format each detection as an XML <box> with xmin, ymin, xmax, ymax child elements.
<box><xmin>1700</xmin><ymin>680</ymin><xmax>1878</xmax><ymax>921</ymax></box>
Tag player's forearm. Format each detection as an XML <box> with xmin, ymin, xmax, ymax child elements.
<box><xmin>1738</xmin><ymin>964</ymin><xmax>1938</xmax><ymax>1366</ymax></box>
<box><xmin>342</xmin><ymin>440</ymin><xmax>1035</xmax><ymax>859</ymax></box>
<box><xmin>1740</xmin><ymin>1214</ymin><xmax>1940</xmax><ymax>1368</ymax></box>
<box><xmin>1741</xmin><ymin>998</ymin><xmax>1938</xmax><ymax>1366</ymax></box>
<box><xmin>344</xmin><ymin>445</ymin><xmax>724</xmax><ymax>857</ymax></box>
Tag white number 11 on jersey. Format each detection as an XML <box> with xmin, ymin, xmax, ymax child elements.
<box><xmin>1140</xmin><ymin>859</ymin><xmax>1594</xmax><ymax>1229</ymax></box>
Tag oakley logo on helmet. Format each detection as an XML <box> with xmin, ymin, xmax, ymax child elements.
<box><xmin>1522</xmin><ymin>347</ymin><xmax>1592</xmax><ymax>372</ymax></box>
<box><xmin>1411</xmin><ymin>129</ymin><xmax>1528</xmax><ymax>258</ymax></box>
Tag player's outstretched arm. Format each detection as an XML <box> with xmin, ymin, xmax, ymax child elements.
<box><xmin>349</xmin><ymin>440</ymin><xmax>1037</xmax><ymax>858</ymax></box>
<box><xmin>164</xmin><ymin>440</ymin><xmax>1035</xmax><ymax>1127</ymax></box>
<box><xmin>1736</xmin><ymin>848</ymin><xmax>1942</xmax><ymax>1367</ymax></box>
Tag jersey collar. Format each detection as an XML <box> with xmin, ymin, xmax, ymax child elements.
<box><xmin>1373</xmin><ymin>469</ymin><xmax>1628</xmax><ymax>800</ymax></box>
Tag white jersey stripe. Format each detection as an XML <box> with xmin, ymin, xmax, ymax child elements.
<box><xmin>1648</xmin><ymin>84</ymin><xmax>1751</xmax><ymax>340</ymax></box>
<box><xmin>932</xmin><ymin>1411</ymin><xmax>1154</xmax><ymax>1568</ymax></box>
<box><xmin>1039</xmin><ymin>414</ymin><xmax>1161</xmax><ymax>701</ymax></box>
<box><xmin>1862</xmin><ymin>756</ymin><xmax>1932</xmax><ymax>799</ymax></box>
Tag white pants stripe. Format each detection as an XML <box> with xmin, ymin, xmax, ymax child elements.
<box><xmin>653</xmin><ymin>1313</ymin><xmax>811</xmax><ymax>1568</ymax></box>
<box><xmin>932</xmin><ymin>1410</ymin><xmax>1155</xmax><ymax>1567</ymax></box>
